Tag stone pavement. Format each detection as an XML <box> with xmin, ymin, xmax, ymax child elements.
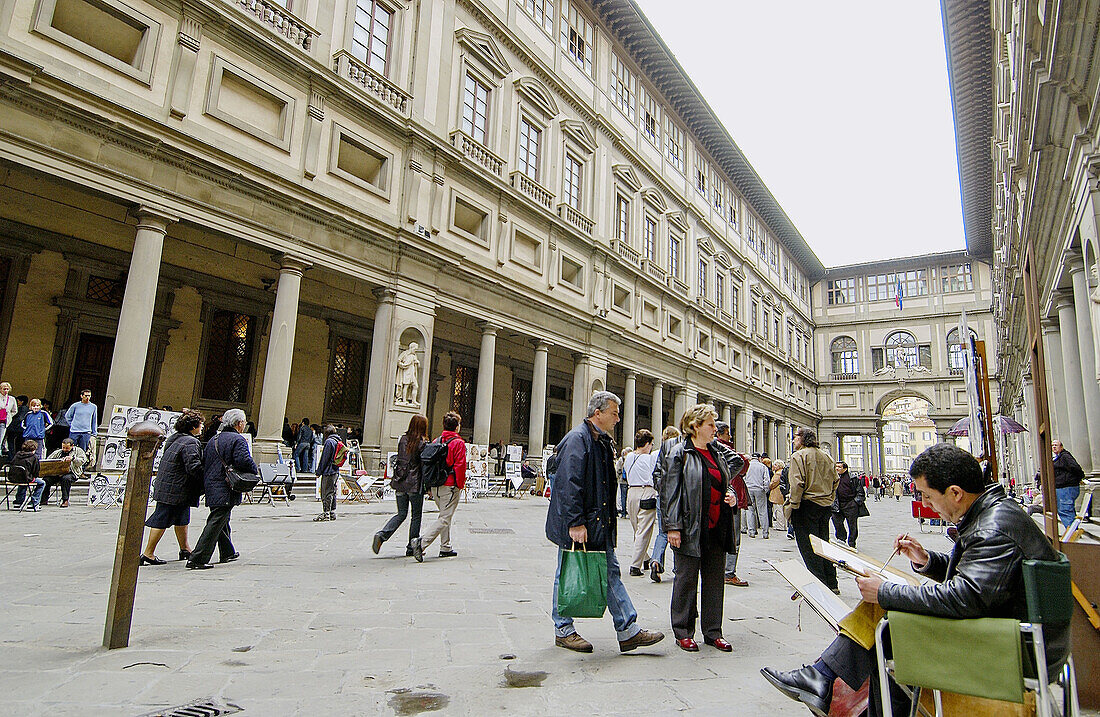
<box><xmin>2</xmin><ymin>492</ymin><xmax>954</xmax><ymax>715</ymax></box>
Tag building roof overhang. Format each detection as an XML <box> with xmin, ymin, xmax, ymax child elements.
<box><xmin>939</xmin><ymin>0</ymin><xmax>994</xmax><ymax>259</ymax></box>
<box><xmin>824</xmin><ymin>249</ymin><xmax>974</xmax><ymax>275</ymax></box>
<box><xmin>591</xmin><ymin>0</ymin><xmax>825</xmax><ymax>279</ymax></box>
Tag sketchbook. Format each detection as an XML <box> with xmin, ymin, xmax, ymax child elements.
<box><xmin>769</xmin><ymin>558</ymin><xmax>852</xmax><ymax>632</ymax></box>
<box><xmin>809</xmin><ymin>535</ymin><xmax>922</xmax><ymax>586</ymax></box>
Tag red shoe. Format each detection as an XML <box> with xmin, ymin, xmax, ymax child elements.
<box><xmin>704</xmin><ymin>637</ymin><xmax>732</xmax><ymax>652</ymax></box>
<box><xmin>676</xmin><ymin>638</ymin><xmax>699</xmax><ymax>652</ymax></box>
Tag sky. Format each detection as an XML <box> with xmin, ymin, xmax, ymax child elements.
<box><xmin>632</xmin><ymin>0</ymin><xmax>966</xmax><ymax>268</ymax></box>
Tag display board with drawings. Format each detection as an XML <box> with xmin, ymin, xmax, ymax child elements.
<box><xmin>101</xmin><ymin>405</ymin><xmax>184</xmax><ymax>474</ymax></box>
<box><xmin>465</xmin><ymin>444</ymin><xmax>490</xmax><ymax>496</ymax></box>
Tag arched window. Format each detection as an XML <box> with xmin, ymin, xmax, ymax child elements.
<box><xmin>946</xmin><ymin>328</ymin><xmax>976</xmax><ymax>370</ymax></box>
<box><xmin>884</xmin><ymin>331</ymin><xmax>918</xmax><ymax>368</ymax></box>
<box><xmin>830</xmin><ymin>336</ymin><xmax>859</xmax><ymax>375</ymax></box>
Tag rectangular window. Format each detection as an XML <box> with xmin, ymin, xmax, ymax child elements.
<box><xmin>561</xmin><ymin>0</ymin><xmax>594</xmax><ymax>75</ymax></box>
<box><xmin>563</xmin><ymin>153</ymin><xmax>582</xmax><ymax>210</ymax></box>
<box><xmin>512</xmin><ymin>374</ymin><xmax>531</xmax><ymax>435</ymax></box>
<box><xmin>827</xmin><ymin>278</ymin><xmax>855</xmax><ymax>305</ymax></box>
<box><xmin>715</xmin><ymin>272</ymin><xmax>725</xmax><ymax>311</ymax></box>
<box><xmin>461</xmin><ymin>73</ymin><xmax>490</xmax><ymax>145</ymax></box>
<box><xmin>615</xmin><ymin>194</ymin><xmax>630</xmax><ymax>243</ymax></box>
<box><xmin>901</xmin><ymin>269</ymin><xmax>928</xmax><ymax>297</ymax></box>
<box><xmin>773</xmin><ymin>316</ymin><xmax>779</xmax><ymax>345</ymax></box>
<box><xmin>751</xmin><ymin>300</ymin><xmax>759</xmax><ymax>334</ymax></box>
<box><xmin>866</xmin><ymin>273</ymin><xmax>893</xmax><ymax>302</ymax></box>
<box><xmin>352</xmin><ymin>0</ymin><xmax>392</xmax><ymax>75</ymax></box>
<box><xmin>642</xmin><ymin>214</ymin><xmax>657</xmax><ymax>262</ymax></box>
<box><xmin>695</xmin><ymin>153</ymin><xmax>708</xmax><ymax>196</ymax></box>
<box><xmin>450</xmin><ymin>365</ymin><xmax>478</xmax><ymax>433</ymax></box>
<box><xmin>327</xmin><ymin>335</ymin><xmax>367</xmax><ymax>417</ymax></box>
<box><xmin>520</xmin><ymin>0</ymin><xmax>554</xmax><ymax>34</ymax></box>
<box><xmin>610</xmin><ymin>53</ymin><xmax>636</xmax><ymax>121</ymax></box>
<box><xmin>731</xmin><ymin>283</ymin><xmax>740</xmax><ymax>320</ymax></box>
<box><xmin>941</xmin><ymin>263</ymin><xmax>973</xmax><ymax>293</ymax></box>
<box><xmin>201</xmin><ymin>310</ymin><xmax>255</xmax><ymax>403</ymax></box>
<box><xmin>712</xmin><ymin>174</ymin><xmax>723</xmax><ymax>212</ymax></box>
<box><xmin>728</xmin><ymin>196</ymin><xmax>738</xmax><ymax>227</ymax></box>
<box><xmin>517</xmin><ymin>117</ymin><xmax>541</xmax><ymax>180</ymax></box>
<box><xmin>697</xmin><ymin>258</ymin><xmax>708</xmax><ymax>298</ymax></box>
<box><xmin>640</xmin><ymin>85</ymin><xmax>660</xmax><ymax>147</ymax></box>
<box><xmin>666</xmin><ymin>119</ymin><xmax>685</xmax><ymax>172</ymax></box>
<box><xmin>668</xmin><ymin>233</ymin><xmax>681</xmax><ymax>278</ymax></box>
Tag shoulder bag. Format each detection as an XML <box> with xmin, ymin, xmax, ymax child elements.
<box><xmin>217</xmin><ymin>433</ymin><xmax>260</xmax><ymax>493</ymax></box>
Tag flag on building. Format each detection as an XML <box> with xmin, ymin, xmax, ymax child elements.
<box><xmin>895</xmin><ymin>276</ymin><xmax>904</xmax><ymax>310</ymax></box>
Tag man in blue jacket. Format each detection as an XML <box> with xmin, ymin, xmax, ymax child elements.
<box><xmin>64</xmin><ymin>389</ymin><xmax>98</xmax><ymax>452</ymax></box>
<box><xmin>546</xmin><ymin>391</ymin><xmax>665</xmax><ymax>654</ymax></box>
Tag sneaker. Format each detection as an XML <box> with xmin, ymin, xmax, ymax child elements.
<box><xmin>555</xmin><ymin>633</ymin><xmax>593</xmax><ymax>653</ymax></box>
<box><xmin>313</xmin><ymin>513</ymin><xmax>329</xmax><ymax>522</ymax></box>
<box><xmin>619</xmin><ymin>629</ymin><xmax>665</xmax><ymax>653</ymax></box>
<box><xmin>329</xmin><ymin>512</ymin><xmax>336</xmax><ymax>521</ymax></box>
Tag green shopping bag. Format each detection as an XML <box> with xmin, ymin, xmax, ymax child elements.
<box><xmin>556</xmin><ymin>543</ymin><xmax>608</xmax><ymax>618</ymax></box>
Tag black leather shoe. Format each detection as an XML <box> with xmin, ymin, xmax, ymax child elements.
<box><xmin>186</xmin><ymin>561</ymin><xmax>214</xmax><ymax>570</ymax></box>
<box><xmin>179</xmin><ymin>550</ymin><xmax>192</xmax><ymax>561</ymax></box>
<box><xmin>760</xmin><ymin>665</ymin><xmax>833</xmax><ymax>717</ymax></box>
<box><xmin>372</xmin><ymin>533</ymin><xmax>384</xmax><ymax>555</ymax></box>
<box><xmin>438</xmin><ymin>550</ymin><xmax>457</xmax><ymax>558</ymax></box>
<box><xmin>629</xmin><ymin>567</ymin><xmax>644</xmax><ymax>576</ymax></box>
<box><xmin>405</xmin><ymin>547</ymin><xmax>415</xmax><ymax>557</ymax></box>
<box><xmin>219</xmin><ymin>552</ymin><xmax>240</xmax><ymax>563</ymax></box>
<box><xmin>139</xmin><ymin>554</ymin><xmax>166</xmax><ymax>566</ymax></box>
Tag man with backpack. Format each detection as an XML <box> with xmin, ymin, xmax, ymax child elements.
<box><xmin>313</xmin><ymin>425</ymin><xmax>345</xmax><ymax>522</ymax></box>
<box><xmin>412</xmin><ymin>411</ymin><xmax>466</xmax><ymax>562</ymax></box>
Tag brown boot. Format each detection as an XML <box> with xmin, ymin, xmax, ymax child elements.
<box><xmin>618</xmin><ymin>629</ymin><xmax>665</xmax><ymax>652</ymax></box>
<box><xmin>555</xmin><ymin>633</ymin><xmax>593</xmax><ymax>653</ymax></box>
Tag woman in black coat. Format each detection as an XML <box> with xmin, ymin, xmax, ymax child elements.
<box><xmin>373</xmin><ymin>414</ymin><xmax>428</xmax><ymax>556</ymax></box>
<box><xmin>186</xmin><ymin>409</ymin><xmax>258</xmax><ymax>570</ymax></box>
<box><xmin>662</xmin><ymin>404</ymin><xmax>742</xmax><ymax>653</ymax></box>
<box><xmin>141</xmin><ymin>410</ymin><xmax>205</xmax><ymax>565</ymax></box>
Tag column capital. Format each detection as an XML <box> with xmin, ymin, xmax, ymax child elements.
<box><xmin>624</xmin><ymin>369</ymin><xmax>637</xmax><ymax>380</ymax></box>
<box><xmin>651</xmin><ymin>378</ymin><xmax>664</xmax><ymax>388</ymax></box>
<box><xmin>1041</xmin><ymin>319</ymin><xmax>1060</xmax><ymax>333</ymax></box>
<box><xmin>1066</xmin><ymin>257</ymin><xmax>1086</xmax><ymax>275</ymax></box>
<box><xmin>372</xmin><ymin>287</ymin><xmax>397</xmax><ymax>303</ymax></box>
<box><xmin>477</xmin><ymin>321</ymin><xmax>499</xmax><ymax>336</ymax></box>
<box><xmin>531</xmin><ymin>338</ymin><xmax>552</xmax><ymax>351</ymax></box>
<box><xmin>1053</xmin><ymin>291</ymin><xmax>1076</xmax><ymax>311</ymax></box>
<box><xmin>273</xmin><ymin>253</ymin><xmax>312</xmax><ymax>275</ymax></box>
<box><xmin>130</xmin><ymin>206</ymin><xmax>179</xmax><ymax>230</ymax></box>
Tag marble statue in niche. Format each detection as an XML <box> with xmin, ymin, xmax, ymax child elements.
<box><xmin>395</xmin><ymin>342</ymin><xmax>421</xmax><ymax>407</ymax></box>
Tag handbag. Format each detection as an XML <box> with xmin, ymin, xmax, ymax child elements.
<box><xmin>639</xmin><ymin>497</ymin><xmax>657</xmax><ymax>510</ymax></box>
<box><xmin>556</xmin><ymin>542</ymin><xmax>608</xmax><ymax>618</ymax></box>
<box><xmin>217</xmin><ymin>433</ymin><xmax>260</xmax><ymax>493</ymax></box>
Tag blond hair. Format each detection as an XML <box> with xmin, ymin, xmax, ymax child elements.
<box><xmin>661</xmin><ymin>425</ymin><xmax>681</xmax><ymax>442</ymax></box>
<box><xmin>680</xmin><ymin>404</ymin><xmax>718</xmax><ymax>438</ymax></box>
<box><xmin>772</xmin><ymin>460</ymin><xmax>785</xmax><ymax>472</ymax></box>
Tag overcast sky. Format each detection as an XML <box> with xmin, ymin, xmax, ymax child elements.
<box><xmin>632</xmin><ymin>0</ymin><xmax>965</xmax><ymax>268</ymax></box>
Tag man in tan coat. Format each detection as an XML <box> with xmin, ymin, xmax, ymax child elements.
<box><xmin>784</xmin><ymin>428</ymin><xmax>840</xmax><ymax>593</ymax></box>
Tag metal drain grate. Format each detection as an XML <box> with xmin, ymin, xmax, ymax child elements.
<box><xmin>136</xmin><ymin>698</ymin><xmax>243</xmax><ymax>717</ymax></box>
<box><xmin>468</xmin><ymin>528</ymin><xmax>515</xmax><ymax>534</ymax></box>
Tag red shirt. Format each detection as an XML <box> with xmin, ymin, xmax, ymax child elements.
<box><xmin>440</xmin><ymin>431</ymin><xmax>467</xmax><ymax>489</ymax></box>
<box><xmin>699</xmin><ymin>449</ymin><xmax>724</xmax><ymax>529</ymax></box>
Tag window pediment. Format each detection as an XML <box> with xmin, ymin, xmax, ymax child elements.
<box><xmin>455</xmin><ymin>28</ymin><xmax>511</xmax><ymax>80</ymax></box>
<box><xmin>714</xmin><ymin>251</ymin><xmax>731</xmax><ymax>268</ymax></box>
<box><xmin>641</xmin><ymin>188</ymin><xmax>666</xmax><ymax>212</ymax></box>
<box><xmin>666</xmin><ymin>210</ymin><xmax>688</xmax><ymax>232</ymax></box>
<box><xmin>697</xmin><ymin>236</ymin><xmax>714</xmax><ymax>255</ymax></box>
<box><xmin>560</xmin><ymin>119</ymin><xmax>596</xmax><ymax>153</ymax></box>
<box><xmin>514</xmin><ymin>76</ymin><xmax>558</xmax><ymax>118</ymax></box>
<box><xmin>612</xmin><ymin>164</ymin><xmax>642</xmax><ymax>192</ymax></box>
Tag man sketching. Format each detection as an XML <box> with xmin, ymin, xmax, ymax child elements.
<box><xmin>760</xmin><ymin>443</ymin><xmax>1069</xmax><ymax>716</ymax></box>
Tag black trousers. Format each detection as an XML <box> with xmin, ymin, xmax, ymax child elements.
<box><xmin>831</xmin><ymin>507</ymin><xmax>859</xmax><ymax>547</ymax></box>
<box><xmin>42</xmin><ymin>474</ymin><xmax>74</xmax><ymax>503</ymax></box>
<box><xmin>320</xmin><ymin>473</ymin><xmax>338</xmax><ymax>512</ymax></box>
<box><xmin>821</xmin><ymin>634</ymin><xmax>911</xmax><ymax>717</ymax></box>
<box><xmin>378</xmin><ymin>491</ymin><xmax>424</xmax><ymax>547</ymax></box>
<box><xmin>791</xmin><ymin>501</ymin><xmax>838</xmax><ymax>590</ymax></box>
<box><xmin>670</xmin><ymin>541</ymin><xmax>726</xmax><ymax>640</ymax></box>
<box><xmin>190</xmin><ymin>505</ymin><xmax>235</xmax><ymax>565</ymax></box>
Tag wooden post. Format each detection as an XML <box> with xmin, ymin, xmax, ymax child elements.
<box><xmin>103</xmin><ymin>420</ymin><xmax>165</xmax><ymax>649</ymax></box>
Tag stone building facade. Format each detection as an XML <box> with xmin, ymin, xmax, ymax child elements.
<box><xmin>0</xmin><ymin>0</ymin><xmax>822</xmax><ymax>465</ymax></box>
<box><xmin>813</xmin><ymin>252</ymin><xmax>997</xmax><ymax>471</ymax></box>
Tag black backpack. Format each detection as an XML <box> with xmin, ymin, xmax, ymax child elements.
<box><xmin>418</xmin><ymin>436</ymin><xmax>456</xmax><ymax>490</ymax></box>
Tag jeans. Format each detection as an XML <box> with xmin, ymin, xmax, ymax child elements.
<box><xmin>791</xmin><ymin>501</ymin><xmax>838</xmax><ymax>591</ymax></box>
<box><xmin>15</xmin><ymin>478</ymin><xmax>46</xmax><ymax>508</ymax></box>
<box><xmin>552</xmin><ymin>546</ymin><xmax>640</xmax><ymax>641</ymax></box>
<box><xmin>724</xmin><ymin>511</ymin><xmax>741</xmax><ymax>577</ymax></box>
<box><xmin>320</xmin><ymin>473</ymin><xmax>338</xmax><ymax>513</ymax></box>
<box><xmin>69</xmin><ymin>432</ymin><xmax>91</xmax><ymax>451</ymax></box>
<box><xmin>294</xmin><ymin>442</ymin><xmax>312</xmax><ymax>473</ymax></box>
<box><xmin>32</xmin><ymin>439</ymin><xmax>45</xmax><ymax>459</ymax></box>
<box><xmin>190</xmin><ymin>505</ymin><xmax>235</xmax><ymax>565</ymax></box>
<box><xmin>1056</xmin><ymin>486</ymin><xmax>1080</xmax><ymax>528</ymax></box>
<box><xmin>379</xmin><ymin>491</ymin><xmax>424</xmax><ymax>547</ymax></box>
<box><xmin>651</xmin><ymin>500</ymin><xmax>668</xmax><ymax>567</ymax></box>
<box><xmin>618</xmin><ymin>483</ymin><xmax>629</xmax><ymax>516</ymax></box>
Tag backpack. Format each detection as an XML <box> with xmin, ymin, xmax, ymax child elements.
<box><xmin>418</xmin><ymin>436</ymin><xmax>456</xmax><ymax>490</ymax></box>
<box><xmin>332</xmin><ymin>440</ymin><xmax>348</xmax><ymax>468</ymax></box>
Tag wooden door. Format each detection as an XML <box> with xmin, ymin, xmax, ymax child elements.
<box><xmin>68</xmin><ymin>334</ymin><xmax>114</xmax><ymax>408</ymax></box>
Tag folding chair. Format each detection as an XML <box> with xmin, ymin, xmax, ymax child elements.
<box><xmin>339</xmin><ymin>471</ymin><xmax>370</xmax><ymax>503</ymax></box>
<box><xmin>875</xmin><ymin>553</ymin><xmax>1080</xmax><ymax>717</ymax></box>
<box><xmin>5</xmin><ymin>464</ymin><xmax>35</xmax><ymax>511</ymax></box>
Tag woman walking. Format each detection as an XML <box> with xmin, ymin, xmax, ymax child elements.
<box><xmin>662</xmin><ymin>404</ymin><xmax>744</xmax><ymax>653</ymax></box>
<box><xmin>649</xmin><ymin>425</ymin><xmax>681</xmax><ymax>582</ymax></box>
<box><xmin>373</xmin><ymin>415</ymin><xmax>427</xmax><ymax>556</ymax></box>
<box><xmin>187</xmin><ymin>409</ymin><xmax>256</xmax><ymax>570</ymax></box>
<box><xmin>624</xmin><ymin>429</ymin><xmax>658</xmax><ymax>576</ymax></box>
<box><xmin>141</xmin><ymin>410</ymin><xmax>205</xmax><ymax>565</ymax></box>
<box><xmin>769</xmin><ymin>459</ymin><xmax>787</xmax><ymax>532</ymax></box>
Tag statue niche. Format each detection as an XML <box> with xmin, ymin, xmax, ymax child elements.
<box><xmin>395</xmin><ymin>341</ymin><xmax>422</xmax><ymax>407</ymax></box>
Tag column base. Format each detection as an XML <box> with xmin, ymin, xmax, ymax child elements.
<box><xmin>251</xmin><ymin>438</ymin><xmax>288</xmax><ymax>466</ymax></box>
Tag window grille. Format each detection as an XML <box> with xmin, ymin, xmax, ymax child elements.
<box><xmin>450</xmin><ymin>364</ymin><xmax>478</xmax><ymax>427</ymax></box>
<box><xmin>520</xmin><ymin>0</ymin><xmax>554</xmax><ymax>33</ymax></box>
<box><xmin>512</xmin><ymin>375</ymin><xmax>531</xmax><ymax>435</ymax></box>
<box><xmin>561</xmin><ymin>0</ymin><xmax>593</xmax><ymax>75</ymax></box>
<box><xmin>327</xmin><ymin>335</ymin><xmax>367</xmax><ymax>416</ymax></box>
<box><xmin>201</xmin><ymin>310</ymin><xmax>255</xmax><ymax>403</ymax></box>
<box><xmin>85</xmin><ymin>275</ymin><xmax>125</xmax><ymax>307</ymax></box>
<box><xmin>563</xmin><ymin>154</ymin><xmax>583</xmax><ymax>210</ymax></box>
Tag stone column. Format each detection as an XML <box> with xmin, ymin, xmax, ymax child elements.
<box><xmin>1070</xmin><ymin>263</ymin><xmax>1100</xmax><ymax>471</ymax></box>
<box><xmin>473</xmin><ymin>323</ymin><xmax>497</xmax><ymax>446</ymax></box>
<box><xmin>742</xmin><ymin>408</ymin><xmax>755</xmax><ymax>453</ymax></box>
<box><xmin>721</xmin><ymin>404</ymin><xmax>732</xmax><ymax>426</ymax></box>
<box><xmin>673</xmin><ymin>387</ymin><xmax>690</xmax><ymax>426</ymax></box>
<box><xmin>1042</xmin><ymin>322</ymin><xmax>1070</xmax><ymax>444</ymax></box>
<box><xmin>1055</xmin><ymin>293</ymin><xmax>1091</xmax><ymax>472</ymax></box>
<box><xmin>651</xmin><ymin>380</ymin><xmax>664</xmax><ymax>435</ymax></box>
<box><xmin>362</xmin><ymin>289</ymin><xmax>396</xmax><ymax>451</ymax></box>
<box><xmin>862</xmin><ymin>435</ymin><xmax>872</xmax><ymax>474</ymax></box>
<box><xmin>623</xmin><ymin>370</ymin><xmax>637</xmax><ymax>446</ymax></box>
<box><xmin>528</xmin><ymin>340</ymin><xmax>549</xmax><ymax>459</ymax></box>
<box><xmin>756</xmin><ymin>414</ymin><xmax>767</xmax><ymax>455</ymax></box>
<box><xmin>572</xmin><ymin>354</ymin><xmax>588</xmax><ymax>426</ymax></box>
<box><xmin>102</xmin><ymin>208</ymin><xmax>176</xmax><ymax>425</ymax></box>
<box><xmin>774</xmin><ymin>420</ymin><xmax>786</xmax><ymax>459</ymax></box>
<box><xmin>876</xmin><ymin>424</ymin><xmax>886</xmax><ymax>475</ymax></box>
<box><xmin>255</xmin><ymin>255</ymin><xmax>311</xmax><ymax>453</ymax></box>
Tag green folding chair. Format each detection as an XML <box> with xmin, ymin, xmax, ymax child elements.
<box><xmin>874</xmin><ymin>554</ymin><xmax>1079</xmax><ymax>717</ymax></box>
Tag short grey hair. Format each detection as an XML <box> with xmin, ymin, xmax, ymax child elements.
<box><xmin>586</xmin><ymin>391</ymin><xmax>621</xmax><ymax>417</ymax></box>
<box><xmin>220</xmin><ymin>408</ymin><xmax>247</xmax><ymax>430</ymax></box>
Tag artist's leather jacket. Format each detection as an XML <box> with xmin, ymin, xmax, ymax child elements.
<box><xmin>878</xmin><ymin>484</ymin><xmax>1068</xmax><ymax>673</ymax></box>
